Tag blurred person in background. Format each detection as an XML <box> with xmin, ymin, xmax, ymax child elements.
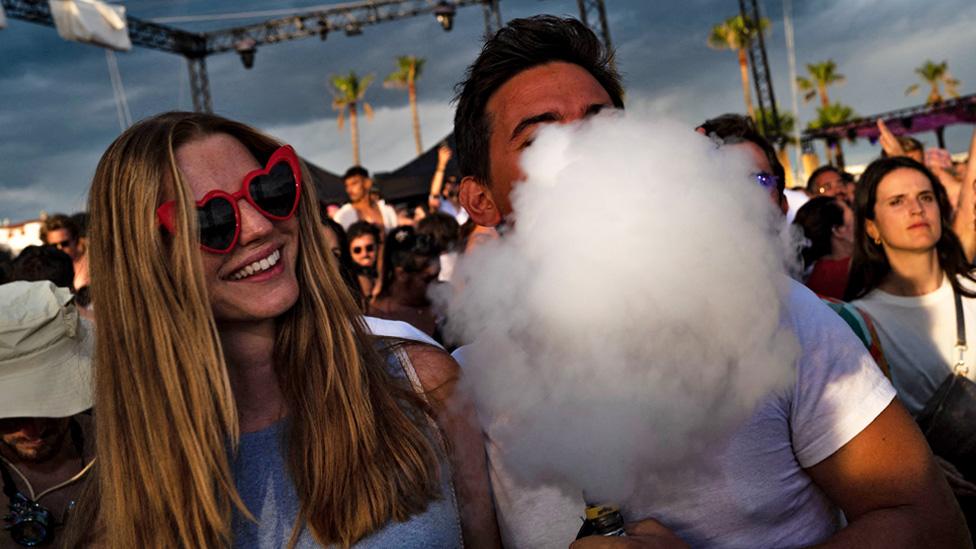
<box><xmin>793</xmin><ymin>196</ymin><xmax>855</xmax><ymax>299</ymax></box>
<box><xmin>333</xmin><ymin>166</ymin><xmax>398</xmax><ymax>231</ymax></box>
<box><xmin>10</xmin><ymin>246</ymin><xmax>74</xmax><ymax>291</ymax></box>
<box><xmin>806</xmin><ymin>165</ymin><xmax>850</xmax><ymax>202</ymax></box>
<box><xmin>319</xmin><ymin>209</ymin><xmax>365</xmax><ymax>312</ymax></box>
<box><xmin>0</xmin><ymin>248</ymin><xmax>13</xmax><ymax>285</ymax></box>
<box><xmin>61</xmin><ymin>111</ymin><xmax>497</xmax><ymax>548</ymax></box>
<box><xmin>417</xmin><ymin>212</ymin><xmax>462</xmax><ymax>284</ymax></box>
<box><xmin>0</xmin><ymin>281</ymin><xmax>93</xmax><ymax>549</ymax></box>
<box><xmin>368</xmin><ymin>226</ymin><xmax>442</xmax><ymax>340</ymax></box>
<box><xmin>347</xmin><ymin>221</ymin><xmax>381</xmax><ymax>302</ymax></box>
<box><xmin>39</xmin><ymin>214</ymin><xmax>88</xmax><ymax>294</ymax></box>
<box><xmin>429</xmin><ymin>145</ymin><xmax>469</xmax><ymax>225</ymax></box>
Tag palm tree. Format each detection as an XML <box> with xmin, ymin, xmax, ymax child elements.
<box><xmin>707</xmin><ymin>15</ymin><xmax>770</xmax><ymax>121</ymax></box>
<box><xmin>755</xmin><ymin>106</ymin><xmax>796</xmax><ymax>146</ymax></box>
<box><xmin>807</xmin><ymin>102</ymin><xmax>857</xmax><ymax>167</ymax></box>
<box><xmin>755</xmin><ymin>106</ymin><xmax>799</xmax><ymax>187</ymax></box>
<box><xmin>906</xmin><ymin>60</ymin><xmax>961</xmax><ymax>105</ymax></box>
<box><xmin>330</xmin><ymin>71</ymin><xmax>374</xmax><ymax>165</ymax></box>
<box><xmin>796</xmin><ymin>60</ymin><xmax>845</xmax><ymax>110</ymax></box>
<box><xmin>385</xmin><ymin>55</ymin><xmax>426</xmax><ymax>156</ymax></box>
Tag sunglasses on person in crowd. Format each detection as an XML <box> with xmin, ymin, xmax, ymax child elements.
<box><xmin>48</xmin><ymin>239</ymin><xmax>75</xmax><ymax>250</ymax></box>
<box><xmin>156</xmin><ymin>145</ymin><xmax>301</xmax><ymax>254</ymax></box>
<box><xmin>352</xmin><ymin>244</ymin><xmax>376</xmax><ymax>255</ymax></box>
<box><xmin>753</xmin><ymin>172</ymin><xmax>781</xmax><ymax>190</ymax></box>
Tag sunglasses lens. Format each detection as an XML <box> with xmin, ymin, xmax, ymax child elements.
<box><xmin>251</xmin><ymin>161</ymin><xmax>298</xmax><ymax>217</ymax></box>
<box><xmin>198</xmin><ymin>197</ymin><xmax>237</xmax><ymax>251</ymax></box>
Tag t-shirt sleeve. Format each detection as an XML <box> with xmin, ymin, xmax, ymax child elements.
<box><xmin>788</xmin><ymin>283</ymin><xmax>897</xmax><ymax>468</ymax></box>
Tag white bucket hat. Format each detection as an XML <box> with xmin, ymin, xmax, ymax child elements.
<box><xmin>0</xmin><ymin>280</ymin><xmax>93</xmax><ymax>419</ymax></box>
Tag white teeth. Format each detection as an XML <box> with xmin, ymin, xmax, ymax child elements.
<box><xmin>229</xmin><ymin>249</ymin><xmax>281</xmax><ymax>281</ymax></box>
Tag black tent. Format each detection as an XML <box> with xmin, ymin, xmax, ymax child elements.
<box><xmin>303</xmin><ymin>158</ymin><xmax>345</xmax><ymax>204</ymax></box>
<box><xmin>373</xmin><ymin>134</ymin><xmax>461</xmax><ymax>204</ymax></box>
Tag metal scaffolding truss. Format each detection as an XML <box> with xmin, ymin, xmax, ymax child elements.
<box><xmin>201</xmin><ymin>0</ymin><xmax>490</xmax><ymax>54</ymax></box>
<box><xmin>2</xmin><ymin>0</ymin><xmax>206</xmax><ymax>54</ymax></box>
<box><xmin>1</xmin><ymin>0</ymin><xmax>499</xmax><ymax>112</ymax></box>
<box><xmin>738</xmin><ymin>0</ymin><xmax>781</xmax><ymax>143</ymax></box>
<box><xmin>575</xmin><ymin>0</ymin><xmax>611</xmax><ymax>51</ymax></box>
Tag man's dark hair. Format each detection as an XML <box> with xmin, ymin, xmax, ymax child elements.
<box><xmin>697</xmin><ymin>113</ymin><xmax>786</xmax><ymax>194</ymax></box>
<box><xmin>70</xmin><ymin>212</ymin><xmax>89</xmax><ymax>238</ymax></box>
<box><xmin>343</xmin><ymin>166</ymin><xmax>370</xmax><ymax>181</ymax></box>
<box><xmin>805</xmin><ymin>165</ymin><xmax>844</xmax><ymax>195</ymax></box>
<box><xmin>453</xmin><ymin>15</ymin><xmax>625</xmax><ymax>186</ymax></box>
<box><xmin>11</xmin><ymin>245</ymin><xmax>75</xmax><ymax>289</ymax></box>
<box><xmin>39</xmin><ymin>213</ymin><xmax>80</xmax><ymax>244</ymax></box>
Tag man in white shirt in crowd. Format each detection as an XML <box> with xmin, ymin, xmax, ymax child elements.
<box><xmin>333</xmin><ymin>165</ymin><xmax>398</xmax><ymax>232</ymax></box>
<box><xmin>452</xmin><ymin>14</ymin><xmax>968</xmax><ymax>548</ymax></box>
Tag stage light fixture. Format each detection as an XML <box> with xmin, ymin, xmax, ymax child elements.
<box><xmin>434</xmin><ymin>1</ymin><xmax>455</xmax><ymax>31</ymax></box>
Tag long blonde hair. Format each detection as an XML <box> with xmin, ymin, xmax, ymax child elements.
<box><xmin>67</xmin><ymin>112</ymin><xmax>440</xmax><ymax>548</ymax></box>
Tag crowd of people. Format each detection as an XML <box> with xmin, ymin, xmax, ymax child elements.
<box><xmin>1</xmin><ymin>13</ymin><xmax>975</xmax><ymax>549</ymax></box>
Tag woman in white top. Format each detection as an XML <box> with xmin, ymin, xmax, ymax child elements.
<box><xmin>845</xmin><ymin>155</ymin><xmax>976</xmax><ymax>532</ymax></box>
<box><xmin>845</xmin><ymin>156</ymin><xmax>976</xmax><ymax>414</ymax></box>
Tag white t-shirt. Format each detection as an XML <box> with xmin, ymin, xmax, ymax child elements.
<box><xmin>457</xmin><ymin>280</ymin><xmax>895</xmax><ymax>549</ymax></box>
<box><xmin>363</xmin><ymin>316</ymin><xmax>443</xmax><ymax>349</ymax></box>
<box><xmin>853</xmin><ymin>274</ymin><xmax>976</xmax><ymax>415</ymax></box>
<box><xmin>333</xmin><ymin>200</ymin><xmax>399</xmax><ymax>232</ymax></box>
<box><xmin>784</xmin><ymin>188</ymin><xmax>810</xmax><ymax>225</ymax></box>
<box><xmin>438</xmin><ymin>199</ymin><xmax>470</xmax><ymax>226</ymax></box>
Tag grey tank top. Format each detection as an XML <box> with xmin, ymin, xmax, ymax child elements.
<box><xmin>231</xmin><ymin>347</ymin><xmax>463</xmax><ymax>548</ymax></box>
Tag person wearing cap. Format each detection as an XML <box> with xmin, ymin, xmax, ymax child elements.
<box><xmin>0</xmin><ymin>280</ymin><xmax>94</xmax><ymax>549</ymax></box>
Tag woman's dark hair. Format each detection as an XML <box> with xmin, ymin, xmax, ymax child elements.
<box><xmin>377</xmin><ymin>226</ymin><xmax>440</xmax><ymax>297</ymax></box>
<box><xmin>319</xmin><ymin>215</ymin><xmax>366</xmax><ymax>311</ymax></box>
<box><xmin>453</xmin><ymin>15</ymin><xmax>624</xmax><ymax>185</ymax></box>
<box><xmin>844</xmin><ymin>156</ymin><xmax>976</xmax><ymax>300</ymax></box>
<box><xmin>347</xmin><ymin>220</ymin><xmax>382</xmax><ymax>246</ymax></box>
<box><xmin>793</xmin><ymin>196</ymin><xmax>846</xmax><ymax>268</ymax></box>
<box><xmin>416</xmin><ymin>212</ymin><xmax>461</xmax><ymax>253</ymax></box>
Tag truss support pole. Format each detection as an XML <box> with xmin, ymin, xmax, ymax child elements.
<box><xmin>186</xmin><ymin>56</ymin><xmax>213</xmax><ymax>113</ymax></box>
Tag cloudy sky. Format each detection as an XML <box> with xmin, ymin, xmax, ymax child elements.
<box><xmin>1</xmin><ymin>0</ymin><xmax>974</xmax><ymax>222</ymax></box>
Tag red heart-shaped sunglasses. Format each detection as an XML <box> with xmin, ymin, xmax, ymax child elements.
<box><xmin>156</xmin><ymin>145</ymin><xmax>302</xmax><ymax>254</ymax></box>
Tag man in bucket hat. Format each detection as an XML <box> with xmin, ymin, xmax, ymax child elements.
<box><xmin>0</xmin><ymin>281</ymin><xmax>93</xmax><ymax>548</ymax></box>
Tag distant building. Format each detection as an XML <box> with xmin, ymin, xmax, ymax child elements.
<box><xmin>0</xmin><ymin>218</ymin><xmax>44</xmax><ymax>255</ymax></box>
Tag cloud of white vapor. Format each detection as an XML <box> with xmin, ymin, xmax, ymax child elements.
<box><xmin>443</xmin><ymin>110</ymin><xmax>799</xmax><ymax>504</ymax></box>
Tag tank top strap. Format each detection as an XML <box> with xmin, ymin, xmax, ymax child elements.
<box><xmin>383</xmin><ymin>343</ymin><xmax>464</xmax><ymax>547</ymax></box>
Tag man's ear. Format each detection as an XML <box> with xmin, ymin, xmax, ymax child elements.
<box><xmin>459</xmin><ymin>176</ymin><xmax>502</xmax><ymax>227</ymax></box>
<box><xmin>365</xmin><ymin>178</ymin><xmax>374</xmax><ymax>191</ymax></box>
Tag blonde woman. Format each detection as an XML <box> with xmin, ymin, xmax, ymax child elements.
<box><xmin>64</xmin><ymin>112</ymin><xmax>498</xmax><ymax>548</ymax></box>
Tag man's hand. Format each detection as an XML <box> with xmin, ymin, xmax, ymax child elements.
<box><xmin>877</xmin><ymin>119</ymin><xmax>905</xmax><ymax>158</ymax></box>
<box><xmin>569</xmin><ymin>518</ymin><xmax>689</xmax><ymax>549</ymax></box>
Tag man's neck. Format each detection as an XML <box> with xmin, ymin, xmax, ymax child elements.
<box><xmin>351</xmin><ymin>196</ymin><xmax>376</xmax><ymax>210</ymax></box>
<box><xmin>218</xmin><ymin>319</ymin><xmax>286</xmax><ymax>433</ymax></box>
<box><xmin>880</xmin><ymin>249</ymin><xmax>943</xmax><ymax>296</ymax></box>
